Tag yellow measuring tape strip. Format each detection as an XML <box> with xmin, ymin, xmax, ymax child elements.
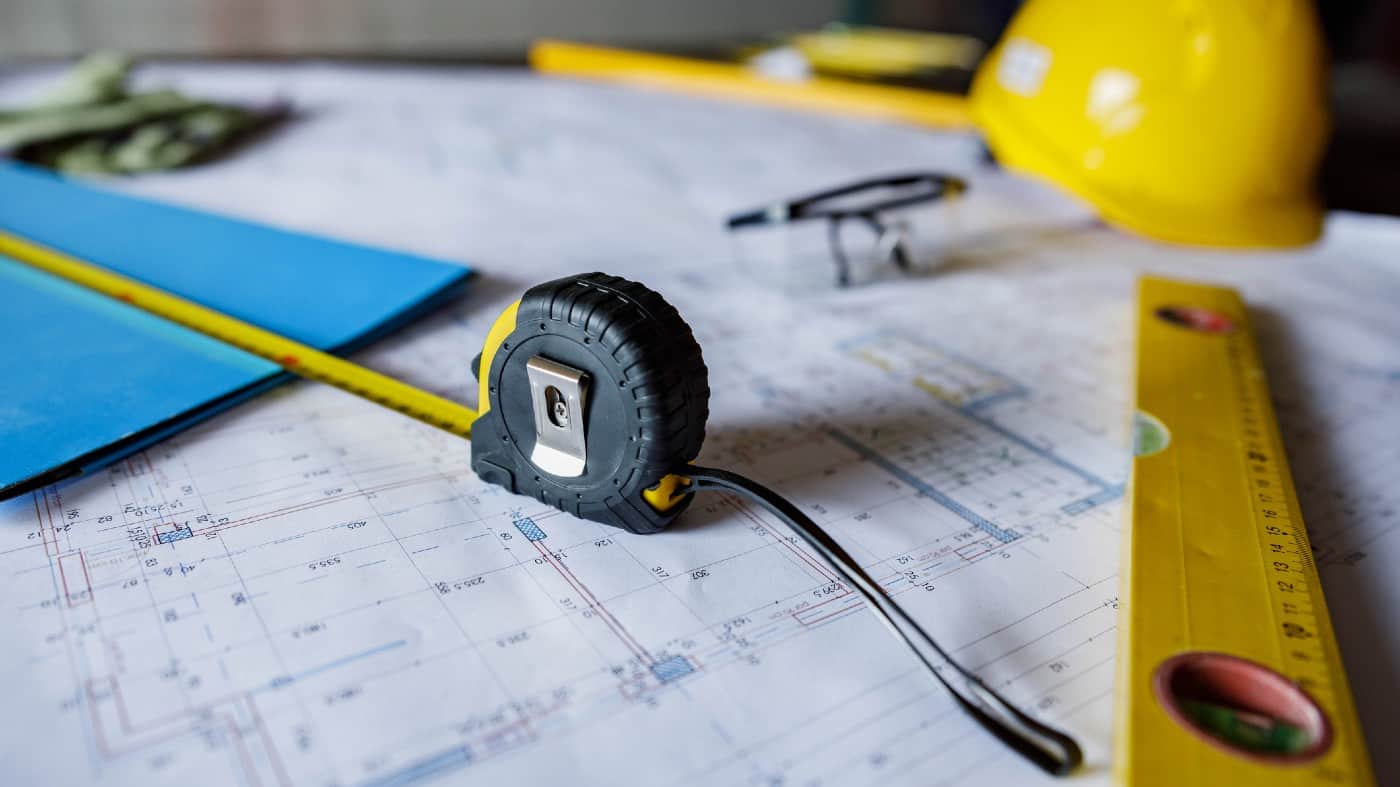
<box><xmin>1117</xmin><ymin>276</ymin><xmax>1374</xmax><ymax>786</ymax></box>
<box><xmin>0</xmin><ymin>228</ymin><xmax>479</xmax><ymax>438</ymax></box>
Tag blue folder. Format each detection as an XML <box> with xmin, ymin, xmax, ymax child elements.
<box><xmin>0</xmin><ymin>163</ymin><xmax>472</xmax><ymax>498</ymax></box>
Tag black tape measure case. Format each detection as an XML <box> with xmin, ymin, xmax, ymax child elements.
<box><xmin>469</xmin><ymin>273</ymin><xmax>710</xmax><ymax>533</ymax></box>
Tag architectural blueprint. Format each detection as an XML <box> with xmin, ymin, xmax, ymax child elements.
<box><xmin>2</xmin><ymin>63</ymin><xmax>1398</xmax><ymax>787</ymax></box>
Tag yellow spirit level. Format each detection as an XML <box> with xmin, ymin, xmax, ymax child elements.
<box><xmin>1117</xmin><ymin>276</ymin><xmax>1374</xmax><ymax>786</ymax></box>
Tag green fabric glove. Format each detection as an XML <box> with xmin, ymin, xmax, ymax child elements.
<box><xmin>0</xmin><ymin>53</ymin><xmax>285</xmax><ymax>174</ymax></box>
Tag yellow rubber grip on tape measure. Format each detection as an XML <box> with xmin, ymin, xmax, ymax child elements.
<box><xmin>0</xmin><ymin>228</ymin><xmax>480</xmax><ymax>438</ymax></box>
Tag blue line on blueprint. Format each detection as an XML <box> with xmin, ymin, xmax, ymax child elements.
<box><xmin>951</xmin><ymin>407</ymin><xmax>1115</xmax><ymax>490</ymax></box>
<box><xmin>959</xmin><ymin>387</ymin><xmax>1026</xmax><ymax>413</ymax></box>
<box><xmin>267</xmin><ymin>639</ymin><xmax>408</xmax><ymax>690</ymax></box>
<box><xmin>358</xmin><ymin>746</ymin><xmax>473</xmax><ymax>787</ymax></box>
<box><xmin>825</xmin><ymin>428</ymin><xmax>1020</xmax><ymax>544</ymax></box>
<box><xmin>839</xmin><ymin>331</ymin><xmax>1017</xmax><ymax>384</ymax></box>
<box><xmin>840</xmin><ymin>330</ymin><xmax>1115</xmax><ymax>490</ymax></box>
<box><xmin>1061</xmin><ymin>484</ymin><xmax>1125</xmax><ymax>515</ymax></box>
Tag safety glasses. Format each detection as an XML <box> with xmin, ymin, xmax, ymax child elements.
<box><xmin>726</xmin><ymin>172</ymin><xmax>967</xmax><ymax>287</ymax></box>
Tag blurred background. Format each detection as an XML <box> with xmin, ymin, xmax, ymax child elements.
<box><xmin>1</xmin><ymin>0</ymin><xmax>1397</xmax><ymax>214</ymax></box>
<box><xmin>0</xmin><ymin>1</ymin><xmax>1390</xmax><ymax>62</ymax></box>
<box><xmin>0</xmin><ymin>0</ymin><xmax>844</xmax><ymax>59</ymax></box>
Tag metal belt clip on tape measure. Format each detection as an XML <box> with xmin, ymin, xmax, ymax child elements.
<box><xmin>0</xmin><ymin>227</ymin><xmax>1082</xmax><ymax>778</ymax></box>
<box><xmin>1118</xmin><ymin>276</ymin><xmax>1376</xmax><ymax>787</ymax></box>
<box><xmin>468</xmin><ymin>274</ymin><xmax>708</xmax><ymax>533</ymax></box>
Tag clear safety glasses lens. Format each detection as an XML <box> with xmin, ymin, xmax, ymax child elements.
<box><xmin>729</xmin><ymin>197</ymin><xmax>961</xmax><ymax>288</ymax></box>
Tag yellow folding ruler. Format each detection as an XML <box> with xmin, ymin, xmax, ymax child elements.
<box><xmin>1117</xmin><ymin>276</ymin><xmax>1375</xmax><ymax>786</ymax></box>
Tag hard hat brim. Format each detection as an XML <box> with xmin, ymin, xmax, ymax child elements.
<box><xmin>975</xmin><ymin>103</ymin><xmax>1325</xmax><ymax>250</ymax></box>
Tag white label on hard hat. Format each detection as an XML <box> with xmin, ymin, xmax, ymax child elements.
<box><xmin>997</xmin><ymin>38</ymin><xmax>1052</xmax><ymax>97</ymax></box>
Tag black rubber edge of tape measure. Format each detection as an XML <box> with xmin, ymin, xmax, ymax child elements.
<box><xmin>470</xmin><ymin>272</ymin><xmax>710</xmax><ymax>534</ymax></box>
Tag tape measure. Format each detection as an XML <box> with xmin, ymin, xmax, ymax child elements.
<box><xmin>4</xmin><ymin>227</ymin><xmax>1084</xmax><ymax>776</ymax></box>
<box><xmin>467</xmin><ymin>273</ymin><xmax>711</xmax><ymax>533</ymax></box>
<box><xmin>1117</xmin><ymin>276</ymin><xmax>1375</xmax><ymax>786</ymax></box>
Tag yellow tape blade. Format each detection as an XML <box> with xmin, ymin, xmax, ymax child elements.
<box><xmin>0</xmin><ymin>228</ymin><xmax>478</xmax><ymax>439</ymax></box>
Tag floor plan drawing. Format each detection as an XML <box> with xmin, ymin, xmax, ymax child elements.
<box><xmin>3</xmin><ymin>63</ymin><xmax>1398</xmax><ymax>787</ymax></box>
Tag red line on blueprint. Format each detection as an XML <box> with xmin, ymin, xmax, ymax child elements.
<box><xmin>954</xmin><ymin>541</ymin><xmax>992</xmax><ymax>561</ymax></box>
<box><xmin>223</xmin><ymin>712</ymin><xmax>263</xmax><ymax>787</ymax></box>
<box><xmin>479</xmin><ymin>709</ymin><xmax>536</xmax><ymax>750</ymax></box>
<box><xmin>531</xmin><ymin>540</ymin><xmax>652</xmax><ymax>664</ymax></box>
<box><xmin>40</xmin><ymin>488</ymin><xmax>61</xmax><ymax>557</ymax></box>
<box><xmin>796</xmin><ymin>600</ymin><xmax>865</xmax><ymax>627</ymax></box>
<box><xmin>557</xmin><ymin>553</ymin><xmax>654</xmax><ymax>664</ymax></box>
<box><xmin>40</xmin><ymin>487</ymin><xmax>54</xmax><ymax>527</ymax></box>
<box><xmin>125</xmin><ymin>453</ymin><xmax>155</xmax><ymax>477</ymax></box>
<box><xmin>55</xmin><ymin>553</ymin><xmax>71</xmax><ymax>606</ymax></box>
<box><xmin>86</xmin><ymin>677</ymin><xmax>271</xmax><ymax>786</ymax></box>
<box><xmin>57</xmin><ymin>552</ymin><xmax>92</xmax><ymax>607</ymax></box>
<box><xmin>85</xmin><ymin>678</ymin><xmax>202</xmax><ymax>755</ymax></box>
<box><xmin>791</xmin><ymin>589</ymin><xmax>855</xmax><ymax>620</ymax></box>
<box><xmin>107</xmin><ymin>675</ymin><xmax>258</xmax><ymax>735</ymax></box>
<box><xmin>108</xmin><ymin>676</ymin><xmax>135</xmax><ymax>732</ymax></box>
<box><xmin>722</xmin><ymin>487</ymin><xmax>1003</xmax><ymax>608</ymax></box>
<box><xmin>79</xmin><ymin>551</ymin><xmax>94</xmax><ymax>603</ymax></box>
<box><xmin>722</xmin><ymin>496</ymin><xmax>841</xmax><ymax>585</ymax></box>
<box><xmin>84</xmin><ymin>681</ymin><xmax>112</xmax><ymax>758</ymax></box>
<box><xmin>193</xmin><ymin>473</ymin><xmax>449</xmax><ymax>537</ymax></box>
<box><xmin>34</xmin><ymin>493</ymin><xmax>56</xmax><ymax>557</ymax></box>
<box><xmin>532</xmin><ymin>540</ymin><xmax>649</xmax><ymax>663</ymax></box>
<box><xmin>243</xmin><ymin>693</ymin><xmax>292</xmax><ymax>787</ymax></box>
<box><xmin>557</xmin><ymin>555</ymin><xmax>653</xmax><ymax>664</ymax></box>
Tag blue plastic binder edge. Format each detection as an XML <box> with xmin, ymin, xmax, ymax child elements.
<box><xmin>0</xmin><ymin>162</ymin><xmax>473</xmax><ymax>350</ymax></box>
<box><xmin>3</xmin><ymin>278</ymin><xmax>467</xmax><ymax>501</ymax></box>
<box><xmin>2</xmin><ymin>265</ymin><xmax>469</xmax><ymax>501</ymax></box>
<box><xmin>0</xmin><ymin>164</ymin><xmax>474</xmax><ymax>500</ymax></box>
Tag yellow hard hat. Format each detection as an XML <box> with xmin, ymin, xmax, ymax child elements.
<box><xmin>969</xmin><ymin>0</ymin><xmax>1330</xmax><ymax>248</ymax></box>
